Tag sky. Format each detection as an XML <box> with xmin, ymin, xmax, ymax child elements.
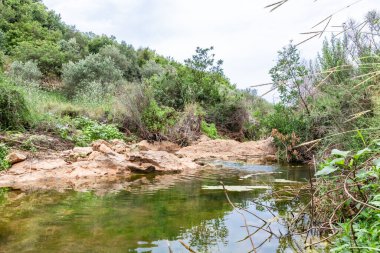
<box><xmin>43</xmin><ymin>0</ymin><xmax>379</xmax><ymax>101</ymax></box>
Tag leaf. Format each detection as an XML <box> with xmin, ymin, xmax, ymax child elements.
<box><xmin>330</xmin><ymin>158</ymin><xmax>345</xmax><ymax>166</ymax></box>
<box><xmin>369</xmin><ymin>201</ymin><xmax>380</xmax><ymax>207</ymax></box>
<box><xmin>315</xmin><ymin>165</ymin><xmax>338</xmax><ymax>176</ymax></box>
<box><xmin>331</xmin><ymin>149</ymin><xmax>350</xmax><ymax>158</ymax></box>
<box><xmin>353</xmin><ymin>148</ymin><xmax>371</xmax><ymax>160</ymax></box>
<box><xmin>374</xmin><ymin>158</ymin><xmax>380</xmax><ymax>168</ymax></box>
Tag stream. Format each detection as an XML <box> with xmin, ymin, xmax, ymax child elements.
<box><xmin>0</xmin><ymin>162</ymin><xmax>311</xmax><ymax>253</ymax></box>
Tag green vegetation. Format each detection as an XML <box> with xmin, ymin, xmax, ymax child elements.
<box><xmin>0</xmin><ymin>76</ymin><xmax>31</xmax><ymax>131</ymax></box>
<box><xmin>0</xmin><ymin>144</ymin><xmax>10</xmax><ymax>171</ymax></box>
<box><xmin>265</xmin><ymin>11</ymin><xmax>380</xmax><ymax>162</ymax></box>
<box><xmin>263</xmin><ymin>10</ymin><xmax>380</xmax><ymax>251</ymax></box>
<box><xmin>54</xmin><ymin>117</ymin><xmax>124</xmax><ymax>147</ymax></box>
<box><xmin>201</xmin><ymin>121</ymin><xmax>219</xmax><ymax>139</ymax></box>
<box><xmin>313</xmin><ymin>143</ymin><xmax>380</xmax><ymax>252</ymax></box>
<box><xmin>0</xmin><ymin>0</ymin><xmax>267</xmax><ymax>146</ymax></box>
<box><xmin>0</xmin><ymin>0</ymin><xmax>379</xmax><ymax>251</ymax></box>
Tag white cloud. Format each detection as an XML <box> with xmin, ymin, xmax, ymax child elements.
<box><xmin>44</xmin><ymin>0</ymin><xmax>379</xmax><ymax>100</ymax></box>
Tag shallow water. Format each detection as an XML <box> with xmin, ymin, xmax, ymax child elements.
<box><xmin>0</xmin><ymin>162</ymin><xmax>311</xmax><ymax>253</ymax></box>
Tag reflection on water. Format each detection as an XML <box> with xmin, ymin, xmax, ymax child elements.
<box><xmin>0</xmin><ymin>162</ymin><xmax>311</xmax><ymax>253</ymax></box>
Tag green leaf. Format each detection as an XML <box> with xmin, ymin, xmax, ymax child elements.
<box><xmin>330</xmin><ymin>158</ymin><xmax>345</xmax><ymax>166</ymax></box>
<box><xmin>353</xmin><ymin>148</ymin><xmax>371</xmax><ymax>160</ymax></box>
<box><xmin>331</xmin><ymin>149</ymin><xmax>350</xmax><ymax>158</ymax></box>
<box><xmin>374</xmin><ymin>159</ymin><xmax>380</xmax><ymax>168</ymax></box>
<box><xmin>370</xmin><ymin>201</ymin><xmax>380</xmax><ymax>207</ymax></box>
<box><xmin>315</xmin><ymin>165</ymin><xmax>338</xmax><ymax>176</ymax></box>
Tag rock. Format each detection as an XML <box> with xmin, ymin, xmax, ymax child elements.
<box><xmin>129</xmin><ymin>150</ymin><xmax>198</xmax><ymax>173</ymax></box>
<box><xmin>6</xmin><ymin>152</ymin><xmax>27</xmax><ymax>165</ymax></box>
<box><xmin>176</xmin><ymin>137</ymin><xmax>277</xmax><ymax>164</ymax></box>
<box><xmin>109</xmin><ymin>139</ymin><xmax>128</xmax><ymax>154</ymax></box>
<box><xmin>128</xmin><ymin>164</ymin><xmax>156</xmax><ymax>174</ymax></box>
<box><xmin>135</xmin><ymin>140</ymin><xmax>181</xmax><ymax>153</ymax></box>
<box><xmin>72</xmin><ymin>147</ymin><xmax>93</xmax><ymax>156</ymax></box>
<box><xmin>28</xmin><ymin>159</ymin><xmax>67</xmax><ymax>170</ymax></box>
<box><xmin>92</xmin><ymin>140</ymin><xmax>111</xmax><ymax>150</ymax></box>
<box><xmin>96</xmin><ymin>144</ymin><xmax>115</xmax><ymax>155</ymax></box>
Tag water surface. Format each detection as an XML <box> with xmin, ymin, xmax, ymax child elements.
<box><xmin>0</xmin><ymin>162</ymin><xmax>310</xmax><ymax>253</ymax></box>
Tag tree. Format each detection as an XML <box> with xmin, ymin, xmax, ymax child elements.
<box><xmin>184</xmin><ymin>46</ymin><xmax>223</xmax><ymax>74</ymax></box>
<box><xmin>62</xmin><ymin>53</ymin><xmax>123</xmax><ymax>98</ymax></box>
<box><xmin>12</xmin><ymin>40</ymin><xmax>65</xmax><ymax>76</ymax></box>
<box><xmin>269</xmin><ymin>43</ymin><xmax>311</xmax><ymax>115</ymax></box>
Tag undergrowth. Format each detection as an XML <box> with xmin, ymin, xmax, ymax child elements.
<box><xmin>55</xmin><ymin>117</ymin><xmax>125</xmax><ymax>147</ymax></box>
<box><xmin>0</xmin><ymin>76</ymin><xmax>31</xmax><ymax>131</ymax></box>
<box><xmin>0</xmin><ymin>144</ymin><xmax>10</xmax><ymax>171</ymax></box>
<box><xmin>313</xmin><ymin>141</ymin><xmax>380</xmax><ymax>252</ymax></box>
<box><xmin>201</xmin><ymin>121</ymin><xmax>219</xmax><ymax>139</ymax></box>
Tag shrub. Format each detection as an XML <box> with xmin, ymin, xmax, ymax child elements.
<box><xmin>56</xmin><ymin>117</ymin><xmax>124</xmax><ymax>146</ymax></box>
<box><xmin>140</xmin><ymin>59</ymin><xmax>165</xmax><ymax>79</ymax></box>
<box><xmin>12</xmin><ymin>40</ymin><xmax>65</xmax><ymax>76</ymax></box>
<box><xmin>167</xmin><ymin>103</ymin><xmax>203</xmax><ymax>146</ymax></box>
<box><xmin>62</xmin><ymin>54</ymin><xmax>123</xmax><ymax>98</ymax></box>
<box><xmin>263</xmin><ymin>104</ymin><xmax>310</xmax><ymax>162</ymax></box>
<box><xmin>201</xmin><ymin>120</ymin><xmax>219</xmax><ymax>139</ymax></box>
<box><xmin>313</xmin><ymin>143</ymin><xmax>380</xmax><ymax>252</ymax></box>
<box><xmin>8</xmin><ymin>60</ymin><xmax>42</xmax><ymax>85</ymax></box>
<box><xmin>73</xmin><ymin>118</ymin><xmax>124</xmax><ymax>147</ymax></box>
<box><xmin>142</xmin><ymin>100</ymin><xmax>177</xmax><ymax>133</ymax></box>
<box><xmin>0</xmin><ymin>78</ymin><xmax>31</xmax><ymax>130</ymax></box>
<box><xmin>206</xmin><ymin>98</ymin><xmax>248</xmax><ymax>135</ymax></box>
<box><xmin>98</xmin><ymin>45</ymin><xmax>132</xmax><ymax>77</ymax></box>
<box><xmin>0</xmin><ymin>51</ymin><xmax>5</xmax><ymax>71</ymax></box>
<box><xmin>0</xmin><ymin>144</ymin><xmax>10</xmax><ymax>171</ymax></box>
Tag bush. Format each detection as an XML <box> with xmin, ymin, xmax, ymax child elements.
<box><xmin>8</xmin><ymin>60</ymin><xmax>42</xmax><ymax>85</ymax></box>
<box><xmin>166</xmin><ymin>103</ymin><xmax>203</xmax><ymax>146</ymax></box>
<box><xmin>0</xmin><ymin>144</ymin><xmax>10</xmax><ymax>171</ymax></box>
<box><xmin>313</xmin><ymin>143</ymin><xmax>380</xmax><ymax>252</ymax></box>
<box><xmin>140</xmin><ymin>59</ymin><xmax>165</xmax><ymax>79</ymax></box>
<box><xmin>12</xmin><ymin>40</ymin><xmax>65</xmax><ymax>76</ymax></box>
<box><xmin>56</xmin><ymin>117</ymin><xmax>124</xmax><ymax>146</ymax></box>
<box><xmin>142</xmin><ymin>100</ymin><xmax>177</xmax><ymax>133</ymax></box>
<box><xmin>206</xmin><ymin>98</ymin><xmax>249</xmax><ymax>135</ymax></box>
<box><xmin>62</xmin><ymin>53</ymin><xmax>123</xmax><ymax>98</ymax></box>
<box><xmin>0</xmin><ymin>78</ymin><xmax>31</xmax><ymax>130</ymax></box>
<box><xmin>98</xmin><ymin>45</ymin><xmax>132</xmax><ymax>78</ymax></box>
<box><xmin>263</xmin><ymin>104</ymin><xmax>310</xmax><ymax>162</ymax></box>
<box><xmin>73</xmin><ymin>117</ymin><xmax>124</xmax><ymax>146</ymax></box>
<box><xmin>201</xmin><ymin>121</ymin><xmax>219</xmax><ymax>139</ymax></box>
<box><xmin>0</xmin><ymin>51</ymin><xmax>5</xmax><ymax>71</ymax></box>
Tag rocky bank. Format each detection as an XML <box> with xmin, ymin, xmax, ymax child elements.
<box><xmin>0</xmin><ymin>136</ymin><xmax>276</xmax><ymax>193</ymax></box>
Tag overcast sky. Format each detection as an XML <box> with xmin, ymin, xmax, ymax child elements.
<box><xmin>43</xmin><ymin>0</ymin><xmax>378</xmax><ymax>101</ymax></box>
